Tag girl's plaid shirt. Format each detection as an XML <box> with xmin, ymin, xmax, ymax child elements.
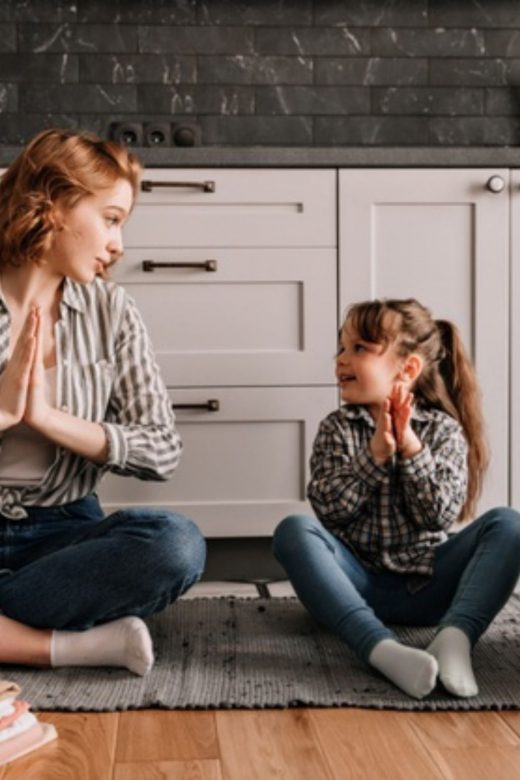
<box><xmin>307</xmin><ymin>404</ymin><xmax>469</xmax><ymax>579</ymax></box>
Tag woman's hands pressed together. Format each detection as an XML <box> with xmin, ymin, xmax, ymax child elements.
<box><xmin>370</xmin><ymin>383</ymin><xmax>422</xmax><ymax>465</ymax></box>
<box><xmin>0</xmin><ymin>305</ymin><xmax>53</xmax><ymax>433</ymax></box>
<box><xmin>0</xmin><ymin>305</ymin><xmax>39</xmax><ymax>431</ymax></box>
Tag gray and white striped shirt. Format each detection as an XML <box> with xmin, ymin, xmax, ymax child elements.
<box><xmin>307</xmin><ymin>404</ymin><xmax>468</xmax><ymax>578</ymax></box>
<box><xmin>0</xmin><ymin>277</ymin><xmax>181</xmax><ymax>520</ymax></box>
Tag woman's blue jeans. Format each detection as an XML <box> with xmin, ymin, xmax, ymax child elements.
<box><xmin>0</xmin><ymin>494</ymin><xmax>206</xmax><ymax>630</ymax></box>
<box><xmin>273</xmin><ymin>507</ymin><xmax>520</xmax><ymax>664</ymax></box>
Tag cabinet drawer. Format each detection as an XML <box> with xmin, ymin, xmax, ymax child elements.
<box><xmin>124</xmin><ymin>168</ymin><xmax>336</xmax><ymax>247</ymax></box>
<box><xmin>112</xmin><ymin>248</ymin><xmax>337</xmax><ymax>386</ymax></box>
<box><xmin>98</xmin><ymin>386</ymin><xmax>337</xmax><ymax>537</ymax></box>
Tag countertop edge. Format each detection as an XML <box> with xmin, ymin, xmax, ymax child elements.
<box><xmin>2</xmin><ymin>146</ymin><xmax>520</xmax><ymax>167</ymax></box>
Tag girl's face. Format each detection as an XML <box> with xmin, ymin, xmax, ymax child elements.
<box><xmin>48</xmin><ymin>178</ymin><xmax>133</xmax><ymax>284</ymax></box>
<box><xmin>336</xmin><ymin>321</ymin><xmax>405</xmax><ymax>417</ymax></box>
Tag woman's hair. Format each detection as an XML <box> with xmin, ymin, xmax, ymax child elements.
<box><xmin>343</xmin><ymin>297</ymin><xmax>488</xmax><ymax>521</ymax></box>
<box><xmin>0</xmin><ymin>128</ymin><xmax>141</xmax><ymax>269</ymax></box>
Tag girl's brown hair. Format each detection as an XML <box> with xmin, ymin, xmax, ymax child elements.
<box><xmin>344</xmin><ymin>297</ymin><xmax>488</xmax><ymax>521</ymax></box>
<box><xmin>0</xmin><ymin>128</ymin><xmax>141</xmax><ymax>269</ymax></box>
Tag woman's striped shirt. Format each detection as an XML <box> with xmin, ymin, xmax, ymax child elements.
<box><xmin>0</xmin><ymin>276</ymin><xmax>181</xmax><ymax>520</ymax></box>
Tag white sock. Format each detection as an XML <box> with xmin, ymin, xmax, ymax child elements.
<box><xmin>50</xmin><ymin>616</ymin><xmax>154</xmax><ymax>676</ymax></box>
<box><xmin>369</xmin><ymin>639</ymin><xmax>438</xmax><ymax>699</ymax></box>
<box><xmin>427</xmin><ymin>626</ymin><xmax>478</xmax><ymax>698</ymax></box>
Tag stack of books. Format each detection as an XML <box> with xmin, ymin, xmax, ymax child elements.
<box><xmin>0</xmin><ymin>680</ymin><xmax>57</xmax><ymax>766</ymax></box>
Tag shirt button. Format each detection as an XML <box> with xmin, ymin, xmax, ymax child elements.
<box><xmin>63</xmin><ymin>359</ymin><xmax>69</xmax><ymax>367</ymax></box>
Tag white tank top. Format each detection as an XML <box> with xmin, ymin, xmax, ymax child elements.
<box><xmin>0</xmin><ymin>366</ymin><xmax>57</xmax><ymax>486</ymax></box>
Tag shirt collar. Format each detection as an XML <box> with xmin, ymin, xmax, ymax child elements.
<box><xmin>341</xmin><ymin>403</ymin><xmax>431</xmax><ymax>427</ymax></box>
<box><xmin>61</xmin><ymin>277</ymin><xmax>86</xmax><ymax>313</ymax></box>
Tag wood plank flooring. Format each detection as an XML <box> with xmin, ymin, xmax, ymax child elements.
<box><xmin>1</xmin><ymin>709</ymin><xmax>520</xmax><ymax>779</ymax></box>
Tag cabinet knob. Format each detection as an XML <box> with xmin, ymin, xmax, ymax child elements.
<box><xmin>486</xmin><ymin>175</ymin><xmax>505</xmax><ymax>193</ymax></box>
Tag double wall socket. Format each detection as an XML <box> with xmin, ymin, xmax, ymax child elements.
<box><xmin>110</xmin><ymin>121</ymin><xmax>201</xmax><ymax>147</ymax></box>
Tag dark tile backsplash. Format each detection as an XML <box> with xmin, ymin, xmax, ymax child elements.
<box><xmin>1</xmin><ymin>0</ymin><xmax>520</xmax><ymax>146</ymax></box>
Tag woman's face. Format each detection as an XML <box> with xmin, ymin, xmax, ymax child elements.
<box><xmin>48</xmin><ymin>178</ymin><xmax>133</xmax><ymax>284</ymax></box>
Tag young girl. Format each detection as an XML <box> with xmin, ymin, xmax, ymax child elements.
<box><xmin>0</xmin><ymin>129</ymin><xmax>206</xmax><ymax>676</ymax></box>
<box><xmin>273</xmin><ymin>298</ymin><xmax>520</xmax><ymax>699</ymax></box>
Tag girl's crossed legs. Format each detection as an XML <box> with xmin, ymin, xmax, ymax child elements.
<box><xmin>273</xmin><ymin>507</ymin><xmax>520</xmax><ymax>698</ymax></box>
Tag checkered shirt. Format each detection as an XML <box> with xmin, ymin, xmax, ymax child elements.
<box><xmin>307</xmin><ymin>404</ymin><xmax>469</xmax><ymax>578</ymax></box>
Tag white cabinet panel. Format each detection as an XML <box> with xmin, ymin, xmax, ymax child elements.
<box><xmin>511</xmin><ymin>171</ymin><xmax>520</xmax><ymax>509</ymax></box>
<box><xmin>98</xmin><ymin>386</ymin><xmax>338</xmax><ymax>537</ymax></box>
<box><xmin>125</xmin><ymin>169</ymin><xmax>336</xmax><ymax>248</ymax></box>
<box><xmin>112</xmin><ymin>248</ymin><xmax>337</xmax><ymax>386</ymax></box>
<box><xmin>339</xmin><ymin>169</ymin><xmax>509</xmax><ymax>513</ymax></box>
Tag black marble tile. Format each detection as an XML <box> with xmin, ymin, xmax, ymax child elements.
<box><xmin>315</xmin><ymin>0</ymin><xmax>427</xmax><ymax>27</ymax></box>
<box><xmin>315</xmin><ymin>115</ymin><xmax>431</xmax><ymax>144</ymax></box>
<box><xmin>429</xmin><ymin>1</ymin><xmax>520</xmax><ymax>29</ymax></box>
<box><xmin>315</xmin><ymin>57</ymin><xmax>427</xmax><ymax>86</ymax></box>
<box><xmin>371</xmin><ymin>27</ymin><xmax>486</xmax><ymax>57</ymax></box>
<box><xmin>430</xmin><ymin>59</ymin><xmax>508</xmax><ymax>86</ymax></box>
<box><xmin>20</xmin><ymin>84</ymin><xmax>137</xmax><ymax>112</ymax></box>
<box><xmin>80</xmin><ymin>54</ymin><xmax>196</xmax><ymax>85</ymax></box>
<box><xmin>0</xmin><ymin>112</ymin><xmax>78</xmax><ymax>144</ymax></box>
<box><xmin>0</xmin><ymin>53</ymin><xmax>78</xmax><ymax>82</ymax></box>
<box><xmin>373</xmin><ymin>87</ymin><xmax>484</xmax><ymax>116</ymax></box>
<box><xmin>0</xmin><ymin>84</ymin><xmax>17</xmax><ymax>112</ymax></box>
<box><xmin>256</xmin><ymin>85</ymin><xmax>370</xmax><ymax>116</ymax></box>
<box><xmin>137</xmin><ymin>85</ymin><xmax>254</xmax><ymax>115</ymax></box>
<box><xmin>77</xmin><ymin>0</ymin><xmax>197</xmax><ymax>24</ymax></box>
<box><xmin>255</xmin><ymin>27</ymin><xmax>371</xmax><ymax>56</ymax></box>
<box><xmin>12</xmin><ymin>1</ymin><xmax>77</xmax><ymax>22</ymax></box>
<box><xmin>0</xmin><ymin>23</ymin><xmax>16</xmax><ymax>51</ymax></box>
<box><xmin>198</xmin><ymin>55</ymin><xmax>313</xmax><ymax>85</ymax></box>
<box><xmin>139</xmin><ymin>25</ymin><xmax>254</xmax><ymax>54</ymax></box>
<box><xmin>201</xmin><ymin>115</ymin><xmax>312</xmax><ymax>144</ymax></box>
<box><xmin>485</xmin><ymin>30</ymin><xmax>520</xmax><ymax>58</ymax></box>
<box><xmin>18</xmin><ymin>23</ymin><xmax>138</xmax><ymax>53</ymax></box>
<box><xmin>430</xmin><ymin>116</ymin><xmax>520</xmax><ymax>145</ymax></box>
<box><xmin>486</xmin><ymin>87</ymin><xmax>520</xmax><ymax>115</ymax></box>
<box><xmin>197</xmin><ymin>0</ymin><xmax>312</xmax><ymax>26</ymax></box>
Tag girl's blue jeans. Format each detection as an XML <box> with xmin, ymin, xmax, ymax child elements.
<box><xmin>0</xmin><ymin>494</ymin><xmax>206</xmax><ymax>630</ymax></box>
<box><xmin>273</xmin><ymin>507</ymin><xmax>520</xmax><ymax>664</ymax></box>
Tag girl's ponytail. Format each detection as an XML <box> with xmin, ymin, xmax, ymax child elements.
<box><xmin>435</xmin><ymin>319</ymin><xmax>489</xmax><ymax>519</ymax></box>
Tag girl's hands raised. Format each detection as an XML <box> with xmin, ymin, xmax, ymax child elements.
<box><xmin>370</xmin><ymin>398</ymin><xmax>397</xmax><ymax>465</ymax></box>
<box><xmin>391</xmin><ymin>382</ymin><xmax>422</xmax><ymax>459</ymax></box>
<box><xmin>370</xmin><ymin>383</ymin><xmax>423</xmax><ymax>465</ymax></box>
<box><xmin>0</xmin><ymin>307</ymin><xmax>38</xmax><ymax>431</ymax></box>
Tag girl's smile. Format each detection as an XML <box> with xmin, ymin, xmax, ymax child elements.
<box><xmin>336</xmin><ymin>324</ymin><xmax>405</xmax><ymax>418</ymax></box>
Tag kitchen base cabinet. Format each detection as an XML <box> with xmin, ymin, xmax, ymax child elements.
<box><xmin>511</xmin><ymin>171</ymin><xmax>520</xmax><ymax>509</ymax></box>
<box><xmin>101</xmin><ymin>167</ymin><xmax>338</xmax><ymax>538</ymax></box>
<box><xmin>339</xmin><ymin>168</ymin><xmax>509</xmax><ymax>514</ymax></box>
<box><xmin>98</xmin><ymin>386</ymin><xmax>337</xmax><ymax>537</ymax></box>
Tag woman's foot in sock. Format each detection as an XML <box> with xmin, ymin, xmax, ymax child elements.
<box><xmin>369</xmin><ymin>638</ymin><xmax>438</xmax><ymax>699</ymax></box>
<box><xmin>427</xmin><ymin>626</ymin><xmax>478</xmax><ymax>698</ymax></box>
<box><xmin>51</xmin><ymin>616</ymin><xmax>154</xmax><ymax>676</ymax></box>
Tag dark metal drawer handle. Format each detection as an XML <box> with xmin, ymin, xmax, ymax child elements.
<box><xmin>142</xmin><ymin>259</ymin><xmax>217</xmax><ymax>273</ymax></box>
<box><xmin>172</xmin><ymin>400</ymin><xmax>220</xmax><ymax>412</ymax></box>
<box><xmin>141</xmin><ymin>179</ymin><xmax>215</xmax><ymax>193</ymax></box>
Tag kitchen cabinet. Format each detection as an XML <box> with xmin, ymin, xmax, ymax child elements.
<box><xmin>98</xmin><ymin>169</ymin><xmax>338</xmax><ymax>536</ymax></box>
<box><xmin>339</xmin><ymin>168</ymin><xmax>510</xmax><ymax>514</ymax></box>
<box><xmin>511</xmin><ymin>171</ymin><xmax>520</xmax><ymax>509</ymax></box>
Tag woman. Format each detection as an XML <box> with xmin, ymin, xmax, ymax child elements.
<box><xmin>0</xmin><ymin>128</ymin><xmax>205</xmax><ymax>675</ymax></box>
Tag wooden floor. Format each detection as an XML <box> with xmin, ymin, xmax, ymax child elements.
<box><xmin>2</xmin><ymin>708</ymin><xmax>520</xmax><ymax>779</ymax></box>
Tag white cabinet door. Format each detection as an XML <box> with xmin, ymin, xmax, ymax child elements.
<box><xmin>125</xmin><ymin>169</ymin><xmax>336</xmax><ymax>248</ymax></box>
<box><xmin>339</xmin><ymin>169</ymin><xmax>509</xmax><ymax>513</ymax></box>
<box><xmin>98</xmin><ymin>386</ymin><xmax>337</xmax><ymax>537</ymax></box>
<box><xmin>511</xmin><ymin>171</ymin><xmax>520</xmax><ymax>509</ymax></box>
<box><xmin>111</xmin><ymin>248</ymin><xmax>337</xmax><ymax>386</ymax></box>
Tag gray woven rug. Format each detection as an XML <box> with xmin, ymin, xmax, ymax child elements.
<box><xmin>5</xmin><ymin>595</ymin><xmax>520</xmax><ymax>711</ymax></box>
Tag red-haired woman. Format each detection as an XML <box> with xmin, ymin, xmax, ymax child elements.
<box><xmin>0</xmin><ymin>129</ymin><xmax>205</xmax><ymax>675</ymax></box>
